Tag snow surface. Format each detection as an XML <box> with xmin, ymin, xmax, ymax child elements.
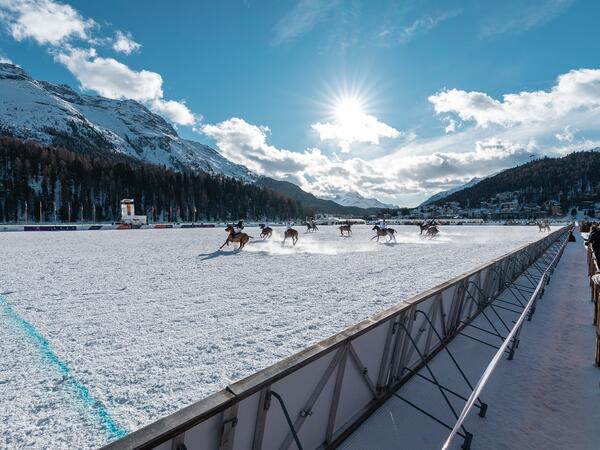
<box><xmin>342</xmin><ymin>232</ymin><xmax>600</xmax><ymax>450</ymax></box>
<box><xmin>0</xmin><ymin>225</ymin><xmax>554</xmax><ymax>449</ymax></box>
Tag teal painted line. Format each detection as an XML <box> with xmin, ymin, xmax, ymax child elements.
<box><xmin>0</xmin><ymin>294</ymin><xmax>127</xmax><ymax>440</ymax></box>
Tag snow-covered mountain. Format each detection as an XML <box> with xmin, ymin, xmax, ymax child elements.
<box><xmin>0</xmin><ymin>63</ymin><xmax>253</xmax><ymax>180</ymax></box>
<box><xmin>324</xmin><ymin>191</ymin><xmax>397</xmax><ymax>209</ymax></box>
<box><xmin>420</xmin><ymin>177</ymin><xmax>484</xmax><ymax>206</ymax></box>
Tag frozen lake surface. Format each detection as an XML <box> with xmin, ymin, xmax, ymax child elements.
<box><xmin>0</xmin><ymin>225</ymin><xmax>552</xmax><ymax>449</ymax></box>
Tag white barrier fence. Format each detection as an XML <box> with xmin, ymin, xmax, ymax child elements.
<box><xmin>102</xmin><ymin>226</ymin><xmax>571</xmax><ymax>450</ymax></box>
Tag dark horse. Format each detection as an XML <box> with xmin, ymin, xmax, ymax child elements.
<box><xmin>372</xmin><ymin>225</ymin><xmax>396</xmax><ymax>242</ymax></box>
<box><xmin>304</xmin><ymin>221</ymin><xmax>319</xmax><ymax>232</ymax></box>
<box><xmin>425</xmin><ymin>225</ymin><xmax>439</xmax><ymax>239</ymax></box>
<box><xmin>417</xmin><ymin>222</ymin><xmax>431</xmax><ymax>235</ymax></box>
<box><xmin>259</xmin><ymin>224</ymin><xmax>273</xmax><ymax>239</ymax></box>
<box><xmin>339</xmin><ymin>223</ymin><xmax>352</xmax><ymax>236</ymax></box>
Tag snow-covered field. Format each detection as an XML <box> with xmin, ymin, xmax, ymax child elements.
<box><xmin>0</xmin><ymin>225</ymin><xmax>552</xmax><ymax>449</ymax></box>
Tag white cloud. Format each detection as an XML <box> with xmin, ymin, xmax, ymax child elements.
<box><xmin>0</xmin><ymin>0</ymin><xmax>95</xmax><ymax>45</ymax></box>
<box><xmin>429</xmin><ymin>69</ymin><xmax>600</xmax><ymax>128</ymax></box>
<box><xmin>55</xmin><ymin>48</ymin><xmax>196</xmax><ymax>126</ymax></box>
<box><xmin>443</xmin><ymin>116</ymin><xmax>459</xmax><ymax>133</ymax></box>
<box><xmin>201</xmin><ymin>117</ymin><xmax>551</xmax><ymax>206</ymax></box>
<box><xmin>382</xmin><ymin>10</ymin><xmax>461</xmax><ymax>45</ymax></box>
<box><xmin>0</xmin><ymin>0</ymin><xmax>198</xmax><ymax>127</ymax></box>
<box><xmin>555</xmin><ymin>125</ymin><xmax>576</xmax><ymax>142</ymax></box>
<box><xmin>312</xmin><ymin>111</ymin><xmax>402</xmax><ymax>152</ymax></box>
<box><xmin>272</xmin><ymin>0</ymin><xmax>339</xmax><ymax>45</ymax></box>
<box><xmin>0</xmin><ymin>55</ymin><xmax>13</xmax><ymax>64</ymax></box>
<box><xmin>112</xmin><ymin>31</ymin><xmax>141</xmax><ymax>55</ymax></box>
<box><xmin>150</xmin><ymin>99</ymin><xmax>196</xmax><ymax>126</ymax></box>
<box><xmin>55</xmin><ymin>48</ymin><xmax>163</xmax><ymax>100</ymax></box>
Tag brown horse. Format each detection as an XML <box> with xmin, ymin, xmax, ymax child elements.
<box><xmin>259</xmin><ymin>224</ymin><xmax>273</xmax><ymax>239</ymax></box>
<box><xmin>283</xmin><ymin>228</ymin><xmax>299</xmax><ymax>246</ymax></box>
<box><xmin>372</xmin><ymin>225</ymin><xmax>396</xmax><ymax>242</ymax></box>
<box><xmin>220</xmin><ymin>225</ymin><xmax>253</xmax><ymax>249</ymax></box>
<box><xmin>339</xmin><ymin>224</ymin><xmax>352</xmax><ymax>236</ymax></box>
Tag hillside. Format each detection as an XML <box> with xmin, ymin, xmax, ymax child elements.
<box><xmin>0</xmin><ymin>63</ymin><xmax>252</xmax><ymax>178</ymax></box>
<box><xmin>0</xmin><ymin>138</ymin><xmax>312</xmax><ymax>223</ymax></box>
<box><xmin>420</xmin><ymin>177</ymin><xmax>483</xmax><ymax>206</ymax></box>
<box><xmin>432</xmin><ymin>150</ymin><xmax>600</xmax><ymax>209</ymax></box>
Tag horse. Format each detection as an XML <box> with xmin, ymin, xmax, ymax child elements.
<box><xmin>259</xmin><ymin>224</ymin><xmax>273</xmax><ymax>239</ymax></box>
<box><xmin>339</xmin><ymin>223</ymin><xmax>352</xmax><ymax>236</ymax></box>
<box><xmin>283</xmin><ymin>228</ymin><xmax>299</xmax><ymax>246</ymax></box>
<box><xmin>304</xmin><ymin>221</ymin><xmax>319</xmax><ymax>232</ymax></box>
<box><xmin>425</xmin><ymin>225</ymin><xmax>439</xmax><ymax>238</ymax></box>
<box><xmin>536</xmin><ymin>221</ymin><xmax>551</xmax><ymax>232</ymax></box>
<box><xmin>220</xmin><ymin>225</ymin><xmax>253</xmax><ymax>250</ymax></box>
<box><xmin>417</xmin><ymin>222</ymin><xmax>431</xmax><ymax>235</ymax></box>
<box><xmin>372</xmin><ymin>225</ymin><xmax>396</xmax><ymax>242</ymax></box>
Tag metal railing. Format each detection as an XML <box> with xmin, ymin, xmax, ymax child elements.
<box><xmin>585</xmin><ymin>241</ymin><xmax>600</xmax><ymax>367</ymax></box>
<box><xmin>101</xmin><ymin>226</ymin><xmax>571</xmax><ymax>450</ymax></box>
<box><xmin>441</xmin><ymin>226</ymin><xmax>571</xmax><ymax>450</ymax></box>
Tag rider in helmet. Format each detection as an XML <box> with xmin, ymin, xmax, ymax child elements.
<box><xmin>286</xmin><ymin>218</ymin><xmax>294</xmax><ymax>230</ymax></box>
<box><xmin>379</xmin><ymin>218</ymin><xmax>387</xmax><ymax>230</ymax></box>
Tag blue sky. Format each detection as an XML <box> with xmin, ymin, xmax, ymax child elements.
<box><xmin>1</xmin><ymin>0</ymin><xmax>600</xmax><ymax>206</ymax></box>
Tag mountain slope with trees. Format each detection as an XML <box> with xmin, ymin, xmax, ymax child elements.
<box><xmin>0</xmin><ymin>138</ymin><xmax>313</xmax><ymax>223</ymax></box>
<box><xmin>432</xmin><ymin>150</ymin><xmax>600</xmax><ymax>210</ymax></box>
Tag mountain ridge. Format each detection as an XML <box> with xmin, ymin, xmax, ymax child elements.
<box><xmin>323</xmin><ymin>191</ymin><xmax>397</xmax><ymax>209</ymax></box>
<box><xmin>420</xmin><ymin>177</ymin><xmax>484</xmax><ymax>207</ymax></box>
<box><xmin>0</xmin><ymin>62</ymin><xmax>253</xmax><ymax>180</ymax></box>
<box><xmin>0</xmin><ymin>63</ymin><xmax>389</xmax><ymax>216</ymax></box>
<box><xmin>430</xmin><ymin>151</ymin><xmax>600</xmax><ymax>209</ymax></box>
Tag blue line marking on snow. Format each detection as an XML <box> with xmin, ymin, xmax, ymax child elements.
<box><xmin>0</xmin><ymin>294</ymin><xmax>127</xmax><ymax>440</ymax></box>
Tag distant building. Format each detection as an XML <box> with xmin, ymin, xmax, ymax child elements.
<box><xmin>120</xmin><ymin>199</ymin><xmax>147</xmax><ymax>226</ymax></box>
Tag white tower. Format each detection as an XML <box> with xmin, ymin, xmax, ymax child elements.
<box><xmin>121</xmin><ymin>199</ymin><xmax>135</xmax><ymax>219</ymax></box>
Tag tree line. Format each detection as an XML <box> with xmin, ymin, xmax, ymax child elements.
<box><xmin>435</xmin><ymin>151</ymin><xmax>600</xmax><ymax>210</ymax></box>
<box><xmin>0</xmin><ymin>137</ymin><xmax>314</xmax><ymax>223</ymax></box>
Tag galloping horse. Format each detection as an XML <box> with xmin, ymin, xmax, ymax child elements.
<box><xmin>536</xmin><ymin>221</ymin><xmax>551</xmax><ymax>232</ymax></box>
<box><xmin>417</xmin><ymin>222</ymin><xmax>431</xmax><ymax>235</ymax></box>
<box><xmin>304</xmin><ymin>221</ymin><xmax>319</xmax><ymax>232</ymax></box>
<box><xmin>283</xmin><ymin>228</ymin><xmax>299</xmax><ymax>246</ymax></box>
<box><xmin>259</xmin><ymin>224</ymin><xmax>273</xmax><ymax>239</ymax></box>
<box><xmin>339</xmin><ymin>223</ymin><xmax>352</xmax><ymax>236</ymax></box>
<box><xmin>425</xmin><ymin>225</ymin><xmax>439</xmax><ymax>238</ymax></box>
<box><xmin>220</xmin><ymin>225</ymin><xmax>253</xmax><ymax>250</ymax></box>
<box><xmin>372</xmin><ymin>225</ymin><xmax>397</xmax><ymax>242</ymax></box>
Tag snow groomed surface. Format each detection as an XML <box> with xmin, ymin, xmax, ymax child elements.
<box><xmin>95</xmin><ymin>226</ymin><xmax>569</xmax><ymax>450</ymax></box>
<box><xmin>0</xmin><ymin>294</ymin><xmax>126</xmax><ymax>441</ymax></box>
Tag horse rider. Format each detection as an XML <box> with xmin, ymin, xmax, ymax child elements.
<box><xmin>286</xmin><ymin>218</ymin><xmax>294</xmax><ymax>230</ymax></box>
<box><xmin>232</xmin><ymin>219</ymin><xmax>244</xmax><ymax>236</ymax></box>
<box><xmin>378</xmin><ymin>218</ymin><xmax>387</xmax><ymax>230</ymax></box>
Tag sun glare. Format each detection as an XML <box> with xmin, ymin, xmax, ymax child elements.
<box><xmin>334</xmin><ymin>96</ymin><xmax>366</xmax><ymax>126</ymax></box>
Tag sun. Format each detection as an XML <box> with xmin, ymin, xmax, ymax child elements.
<box><xmin>334</xmin><ymin>96</ymin><xmax>366</xmax><ymax>126</ymax></box>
